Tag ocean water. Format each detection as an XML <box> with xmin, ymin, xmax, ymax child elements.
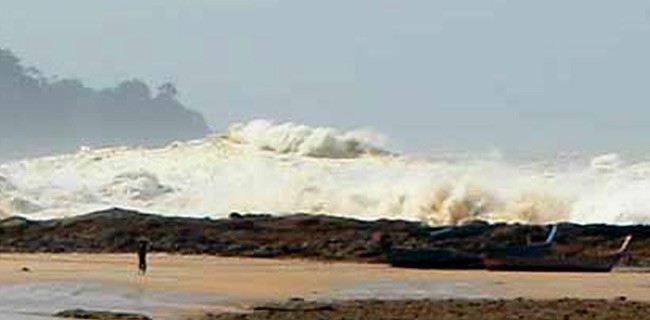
<box><xmin>0</xmin><ymin>281</ymin><xmax>225</xmax><ymax>320</ymax></box>
<box><xmin>1</xmin><ymin>119</ymin><xmax>649</xmax><ymax>225</ymax></box>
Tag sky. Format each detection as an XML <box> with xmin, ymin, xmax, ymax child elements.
<box><xmin>2</xmin><ymin>0</ymin><xmax>650</xmax><ymax>155</ymax></box>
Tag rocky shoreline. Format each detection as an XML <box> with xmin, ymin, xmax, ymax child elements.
<box><xmin>1</xmin><ymin>208</ymin><xmax>649</xmax><ymax>266</ymax></box>
<box><xmin>192</xmin><ymin>298</ymin><xmax>650</xmax><ymax>320</ymax></box>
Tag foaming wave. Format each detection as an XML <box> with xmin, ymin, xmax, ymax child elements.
<box><xmin>1</xmin><ymin>120</ymin><xmax>650</xmax><ymax>225</ymax></box>
<box><xmin>226</xmin><ymin>119</ymin><xmax>388</xmax><ymax>158</ymax></box>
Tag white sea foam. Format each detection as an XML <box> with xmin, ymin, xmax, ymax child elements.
<box><xmin>226</xmin><ymin>119</ymin><xmax>387</xmax><ymax>158</ymax></box>
<box><xmin>1</xmin><ymin>119</ymin><xmax>649</xmax><ymax>225</ymax></box>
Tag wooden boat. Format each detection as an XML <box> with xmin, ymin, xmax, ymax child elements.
<box><xmin>484</xmin><ymin>225</ymin><xmax>558</xmax><ymax>258</ymax></box>
<box><xmin>385</xmin><ymin>225</ymin><xmax>558</xmax><ymax>270</ymax></box>
<box><xmin>483</xmin><ymin>235</ymin><xmax>632</xmax><ymax>272</ymax></box>
<box><xmin>386</xmin><ymin>247</ymin><xmax>484</xmax><ymax>269</ymax></box>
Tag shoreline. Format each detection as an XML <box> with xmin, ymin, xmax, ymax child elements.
<box><xmin>2</xmin><ymin>253</ymin><xmax>650</xmax><ymax>300</ymax></box>
<box><xmin>1</xmin><ymin>254</ymin><xmax>650</xmax><ymax>319</ymax></box>
<box><xmin>1</xmin><ymin>208</ymin><xmax>649</xmax><ymax>318</ymax></box>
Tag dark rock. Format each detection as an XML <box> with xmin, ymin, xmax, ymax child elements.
<box><xmin>0</xmin><ymin>207</ymin><xmax>646</xmax><ymax>265</ymax></box>
<box><xmin>250</xmin><ymin>246</ymin><xmax>282</xmax><ymax>258</ymax></box>
<box><xmin>54</xmin><ymin>309</ymin><xmax>152</xmax><ymax>319</ymax></box>
<box><xmin>253</xmin><ymin>300</ymin><xmax>334</xmax><ymax>312</ymax></box>
<box><xmin>223</xmin><ymin>243</ymin><xmax>253</xmax><ymax>255</ymax></box>
<box><xmin>194</xmin><ymin>298</ymin><xmax>650</xmax><ymax>320</ymax></box>
<box><xmin>229</xmin><ymin>212</ymin><xmax>244</xmax><ymax>219</ymax></box>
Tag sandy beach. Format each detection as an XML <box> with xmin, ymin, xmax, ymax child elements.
<box><xmin>1</xmin><ymin>254</ymin><xmax>650</xmax><ymax>319</ymax></box>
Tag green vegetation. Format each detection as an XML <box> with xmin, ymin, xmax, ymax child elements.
<box><xmin>0</xmin><ymin>48</ymin><xmax>209</xmax><ymax>159</ymax></box>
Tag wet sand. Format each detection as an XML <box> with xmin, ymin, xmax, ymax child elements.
<box><xmin>1</xmin><ymin>254</ymin><xmax>650</xmax><ymax>319</ymax></box>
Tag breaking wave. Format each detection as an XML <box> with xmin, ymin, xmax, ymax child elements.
<box><xmin>1</xmin><ymin>119</ymin><xmax>650</xmax><ymax>225</ymax></box>
<box><xmin>227</xmin><ymin>119</ymin><xmax>388</xmax><ymax>158</ymax></box>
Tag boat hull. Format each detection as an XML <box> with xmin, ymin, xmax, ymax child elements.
<box><xmin>387</xmin><ymin>248</ymin><xmax>484</xmax><ymax>269</ymax></box>
<box><xmin>483</xmin><ymin>255</ymin><xmax>622</xmax><ymax>272</ymax></box>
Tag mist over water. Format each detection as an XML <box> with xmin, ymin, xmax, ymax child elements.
<box><xmin>0</xmin><ymin>48</ymin><xmax>209</xmax><ymax>160</ymax></box>
<box><xmin>1</xmin><ymin>119</ymin><xmax>649</xmax><ymax>225</ymax></box>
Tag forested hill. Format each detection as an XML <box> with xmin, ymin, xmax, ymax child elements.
<box><xmin>0</xmin><ymin>48</ymin><xmax>210</xmax><ymax>160</ymax></box>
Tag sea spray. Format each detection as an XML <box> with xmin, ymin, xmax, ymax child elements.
<box><xmin>0</xmin><ymin>120</ymin><xmax>649</xmax><ymax>225</ymax></box>
<box><xmin>227</xmin><ymin>119</ymin><xmax>388</xmax><ymax>158</ymax></box>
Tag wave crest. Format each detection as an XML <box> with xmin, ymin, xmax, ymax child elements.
<box><xmin>226</xmin><ymin>119</ymin><xmax>387</xmax><ymax>158</ymax></box>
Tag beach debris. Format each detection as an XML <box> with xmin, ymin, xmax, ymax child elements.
<box><xmin>20</xmin><ymin>266</ymin><xmax>30</xmax><ymax>272</ymax></box>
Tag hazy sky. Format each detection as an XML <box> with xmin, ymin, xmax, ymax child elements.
<box><xmin>2</xmin><ymin>0</ymin><xmax>650</xmax><ymax>154</ymax></box>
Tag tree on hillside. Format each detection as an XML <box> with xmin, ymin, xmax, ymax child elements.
<box><xmin>0</xmin><ymin>47</ymin><xmax>210</xmax><ymax>160</ymax></box>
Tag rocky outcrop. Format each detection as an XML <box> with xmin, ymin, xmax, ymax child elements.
<box><xmin>193</xmin><ymin>298</ymin><xmax>650</xmax><ymax>320</ymax></box>
<box><xmin>1</xmin><ymin>207</ymin><xmax>649</xmax><ymax>265</ymax></box>
<box><xmin>54</xmin><ymin>309</ymin><xmax>152</xmax><ymax>320</ymax></box>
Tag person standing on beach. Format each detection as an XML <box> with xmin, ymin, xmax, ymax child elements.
<box><xmin>137</xmin><ymin>238</ymin><xmax>151</xmax><ymax>275</ymax></box>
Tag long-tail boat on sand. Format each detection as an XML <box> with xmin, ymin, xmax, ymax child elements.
<box><xmin>386</xmin><ymin>247</ymin><xmax>485</xmax><ymax>269</ymax></box>
<box><xmin>483</xmin><ymin>235</ymin><xmax>632</xmax><ymax>272</ymax></box>
<box><xmin>485</xmin><ymin>225</ymin><xmax>558</xmax><ymax>258</ymax></box>
<box><xmin>384</xmin><ymin>225</ymin><xmax>558</xmax><ymax>270</ymax></box>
